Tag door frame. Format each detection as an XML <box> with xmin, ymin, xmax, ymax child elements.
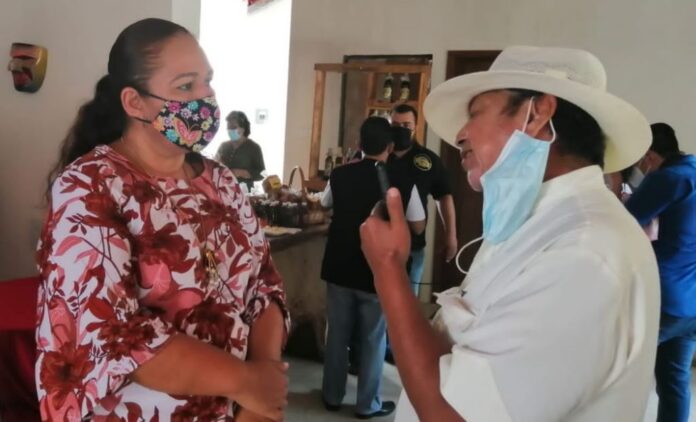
<box><xmin>429</xmin><ymin>50</ymin><xmax>500</xmax><ymax>298</ymax></box>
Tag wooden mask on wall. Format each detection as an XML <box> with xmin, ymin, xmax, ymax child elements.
<box><xmin>8</xmin><ymin>43</ymin><xmax>48</xmax><ymax>93</ymax></box>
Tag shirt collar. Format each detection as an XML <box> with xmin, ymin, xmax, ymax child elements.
<box><xmin>532</xmin><ymin>165</ymin><xmax>605</xmax><ymax>214</ymax></box>
<box><xmin>470</xmin><ymin>165</ymin><xmax>606</xmax><ymax>284</ymax></box>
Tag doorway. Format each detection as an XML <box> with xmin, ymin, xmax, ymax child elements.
<box><xmin>431</xmin><ymin>50</ymin><xmax>500</xmax><ymax>295</ymax></box>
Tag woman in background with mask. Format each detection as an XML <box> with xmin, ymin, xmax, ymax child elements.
<box><xmin>216</xmin><ymin>111</ymin><xmax>266</xmax><ymax>191</ymax></box>
<box><xmin>37</xmin><ymin>18</ymin><xmax>288</xmax><ymax>422</ymax></box>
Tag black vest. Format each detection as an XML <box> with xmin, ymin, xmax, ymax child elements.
<box><xmin>321</xmin><ymin>159</ymin><xmax>384</xmax><ymax>293</ymax></box>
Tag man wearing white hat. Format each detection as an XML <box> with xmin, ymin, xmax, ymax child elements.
<box><xmin>360</xmin><ymin>46</ymin><xmax>660</xmax><ymax>421</ymax></box>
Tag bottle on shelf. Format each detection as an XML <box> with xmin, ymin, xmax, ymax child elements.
<box><xmin>382</xmin><ymin>73</ymin><xmax>394</xmax><ymax>101</ymax></box>
<box><xmin>381</xmin><ymin>110</ymin><xmax>391</xmax><ymax>122</ymax></box>
<box><xmin>334</xmin><ymin>147</ymin><xmax>344</xmax><ymax>167</ymax></box>
<box><xmin>399</xmin><ymin>73</ymin><xmax>411</xmax><ymax>101</ymax></box>
<box><xmin>345</xmin><ymin>147</ymin><xmax>353</xmax><ymax>164</ymax></box>
<box><xmin>371</xmin><ymin>109</ymin><xmax>380</xmax><ymax>117</ymax></box>
<box><xmin>324</xmin><ymin>148</ymin><xmax>334</xmax><ymax>179</ymax></box>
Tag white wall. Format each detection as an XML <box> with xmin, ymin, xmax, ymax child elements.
<box><xmin>173</xmin><ymin>0</ymin><xmax>202</xmax><ymax>39</ymax></box>
<box><xmin>285</xmin><ymin>0</ymin><xmax>696</xmax><ymax>288</ymax></box>
<box><xmin>0</xmin><ymin>0</ymin><xmax>199</xmax><ymax>280</ymax></box>
<box><xmin>199</xmin><ymin>0</ymin><xmax>292</xmax><ymax>181</ymax></box>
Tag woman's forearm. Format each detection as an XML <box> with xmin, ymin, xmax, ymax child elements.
<box><xmin>247</xmin><ymin>302</ymin><xmax>285</xmax><ymax>361</ymax></box>
<box><xmin>131</xmin><ymin>334</ymin><xmax>247</xmax><ymax>399</ymax></box>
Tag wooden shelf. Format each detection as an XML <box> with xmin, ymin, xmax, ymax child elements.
<box><xmin>309</xmin><ymin>61</ymin><xmax>432</xmax><ymax>178</ymax></box>
<box><xmin>367</xmin><ymin>99</ymin><xmax>418</xmax><ymax>111</ymax></box>
<box><xmin>315</xmin><ymin>62</ymin><xmax>431</xmax><ymax>74</ymax></box>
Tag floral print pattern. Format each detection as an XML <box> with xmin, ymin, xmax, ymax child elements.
<box><xmin>36</xmin><ymin>145</ymin><xmax>289</xmax><ymax>421</ymax></box>
<box><xmin>152</xmin><ymin>96</ymin><xmax>220</xmax><ymax>153</ymax></box>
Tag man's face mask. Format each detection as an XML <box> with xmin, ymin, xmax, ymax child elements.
<box><xmin>391</xmin><ymin>126</ymin><xmax>413</xmax><ymax>151</ymax></box>
<box><xmin>453</xmin><ymin>99</ymin><xmax>556</xmax><ymax>275</ymax></box>
<box><xmin>480</xmin><ymin>98</ymin><xmax>557</xmax><ymax>244</ymax></box>
<box><xmin>228</xmin><ymin>128</ymin><xmax>242</xmax><ymax>142</ymax></box>
<box><xmin>135</xmin><ymin>91</ymin><xmax>220</xmax><ymax>153</ymax></box>
<box><xmin>8</xmin><ymin>43</ymin><xmax>48</xmax><ymax>93</ymax></box>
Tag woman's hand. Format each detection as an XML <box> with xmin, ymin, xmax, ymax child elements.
<box><xmin>360</xmin><ymin>188</ymin><xmax>411</xmax><ymax>280</ymax></box>
<box><xmin>233</xmin><ymin>360</ymin><xmax>289</xmax><ymax>421</ymax></box>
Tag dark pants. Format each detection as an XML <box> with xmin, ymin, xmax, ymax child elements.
<box><xmin>655</xmin><ymin>313</ymin><xmax>696</xmax><ymax>422</ymax></box>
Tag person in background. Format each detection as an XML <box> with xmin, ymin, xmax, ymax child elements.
<box><xmin>605</xmin><ymin>165</ymin><xmax>639</xmax><ymax>202</ymax></box>
<box><xmin>625</xmin><ymin>123</ymin><xmax>696</xmax><ymax>422</ymax></box>
<box><xmin>216</xmin><ymin>110</ymin><xmax>266</xmax><ymax>191</ymax></box>
<box><xmin>320</xmin><ymin>117</ymin><xmax>424</xmax><ymax>419</ymax></box>
<box><xmin>388</xmin><ymin>104</ymin><xmax>457</xmax><ymax>297</ymax></box>
<box><xmin>37</xmin><ymin>18</ymin><xmax>288</xmax><ymax>422</ymax></box>
<box><xmin>605</xmin><ymin>171</ymin><xmax>625</xmax><ymax>199</ymax></box>
<box><xmin>360</xmin><ymin>46</ymin><xmax>659</xmax><ymax>422</ymax></box>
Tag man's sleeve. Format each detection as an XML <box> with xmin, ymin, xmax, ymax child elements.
<box><xmin>321</xmin><ymin>182</ymin><xmax>333</xmax><ymax>208</ymax></box>
<box><xmin>625</xmin><ymin>170</ymin><xmax>689</xmax><ymax>226</ymax></box>
<box><xmin>430</xmin><ymin>154</ymin><xmax>452</xmax><ymax>200</ymax></box>
<box><xmin>405</xmin><ymin>185</ymin><xmax>426</xmax><ymax>222</ymax></box>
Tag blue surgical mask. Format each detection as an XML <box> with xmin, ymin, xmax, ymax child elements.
<box><xmin>480</xmin><ymin>99</ymin><xmax>556</xmax><ymax>244</ymax></box>
<box><xmin>228</xmin><ymin>129</ymin><xmax>242</xmax><ymax>141</ymax></box>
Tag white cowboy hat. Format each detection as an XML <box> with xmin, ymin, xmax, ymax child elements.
<box><xmin>423</xmin><ymin>46</ymin><xmax>650</xmax><ymax>173</ymax></box>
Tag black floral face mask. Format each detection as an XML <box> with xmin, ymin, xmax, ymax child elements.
<box><xmin>136</xmin><ymin>92</ymin><xmax>221</xmax><ymax>153</ymax></box>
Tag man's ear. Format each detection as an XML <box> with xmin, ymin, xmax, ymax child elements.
<box><xmin>121</xmin><ymin>86</ymin><xmax>149</xmax><ymax>120</ymax></box>
<box><xmin>525</xmin><ymin>94</ymin><xmax>557</xmax><ymax>140</ymax></box>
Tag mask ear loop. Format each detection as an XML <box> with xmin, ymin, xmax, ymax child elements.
<box><xmin>522</xmin><ymin>98</ymin><xmax>558</xmax><ymax>144</ymax></box>
<box><xmin>133</xmin><ymin>89</ymin><xmax>170</xmax><ymax>124</ymax></box>
<box><xmin>455</xmin><ymin>236</ymin><xmax>484</xmax><ymax>275</ymax></box>
<box><xmin>521</xmin><ymin>97</ymin><xmax>535</xmax><ymax>132</ymax></box>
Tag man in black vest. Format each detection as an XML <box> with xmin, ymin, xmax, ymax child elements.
<box><xmin>320</xmin><ymin>117</ymin><xmax>425</xmax><ymax>419</ymax></box>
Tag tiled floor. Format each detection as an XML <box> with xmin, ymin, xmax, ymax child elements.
<box><xmin>285</xmin><ymin>357</ymin><xmax>696</xmax><ymax>422</ymax></box>
<box><xmin>285</xmin><ymin>357</ymin><xmax>401</xmax><ymax>422</ymax></box>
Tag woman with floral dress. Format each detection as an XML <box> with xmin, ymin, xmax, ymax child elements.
<box><xmin>36</xmin><ymin>18</ymin><xmax>289</xmax><ymax>422</ymax></box>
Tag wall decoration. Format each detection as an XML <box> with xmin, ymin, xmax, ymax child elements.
<box><xmin>7</xmin><ymin>43</ymin><xmax>48</xmax><ymax>93</ymax></box>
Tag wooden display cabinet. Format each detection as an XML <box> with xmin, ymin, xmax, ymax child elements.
<box><xmin>305</xmin><ymin>61</ymin><xmax>432</xmax><ymax>192</ymax></box>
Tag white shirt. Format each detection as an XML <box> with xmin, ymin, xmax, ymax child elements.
<box><xmin>321</xmin><ymin>183</ymin><xmax>425</xmax><ymax>222</ymax></box>
<box><xmin>395</xmin><ymin>166</ymin><xmax>660</xmax><ymax>422</ymax></box>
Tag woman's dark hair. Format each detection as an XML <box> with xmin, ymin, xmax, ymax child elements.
<box><xmin>502</xmin><ymin>89</ymin><xmax>606</xmax><ymax>168</ymax></box>
<box><xmin>47</xmin><ymin>18</ymin><xmax>190</xmax><ymax>191</ymax></box>
<box><xmin>226</xmin><ymin>111</ymin><xmax>251</xmax><ymax>137</ymax></box>
<box><xmin>360</xmin><ymin>117</ymin><xmax>393</xmax><ymax>156</ymax></box>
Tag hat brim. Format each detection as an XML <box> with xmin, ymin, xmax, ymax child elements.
<box><xmin>423</xmin><ymin>70</ymin><xmax>650</xmax><ymax>173</ymax></box>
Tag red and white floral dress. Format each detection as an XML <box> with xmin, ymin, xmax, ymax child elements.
<box><xmin>35</xmin><ymin>145</ymin><xmax>289</xmax><ymax>421</ymax></box>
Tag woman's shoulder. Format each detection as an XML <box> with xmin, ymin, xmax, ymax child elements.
<box><xmin>52</xmin><ymin>144</ymin><xmax>142</xmax><ymax>198</ymax></box>
<box><xmin>200</xmin><ymin>154</ymin><xmax>235</xmax><ymax>182</ymax></box>
<box><xmin>246</xmin><ymin>138</ymin><xmax>263</xmax><ymax>150</ymax></box>
<box><xmin>58</xmin><ymin>144</ymin><xmax>125</xmax><ymax>180</ymax></box>
<box><xmin>217</xmin><ymin>140</ymin><xmax>233</xmax><ymax>152</ymax></box>
<box><xmin>49</xmin><ymin>145</ymin><xmax>132</xmax><ymax>209</ymax></box>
